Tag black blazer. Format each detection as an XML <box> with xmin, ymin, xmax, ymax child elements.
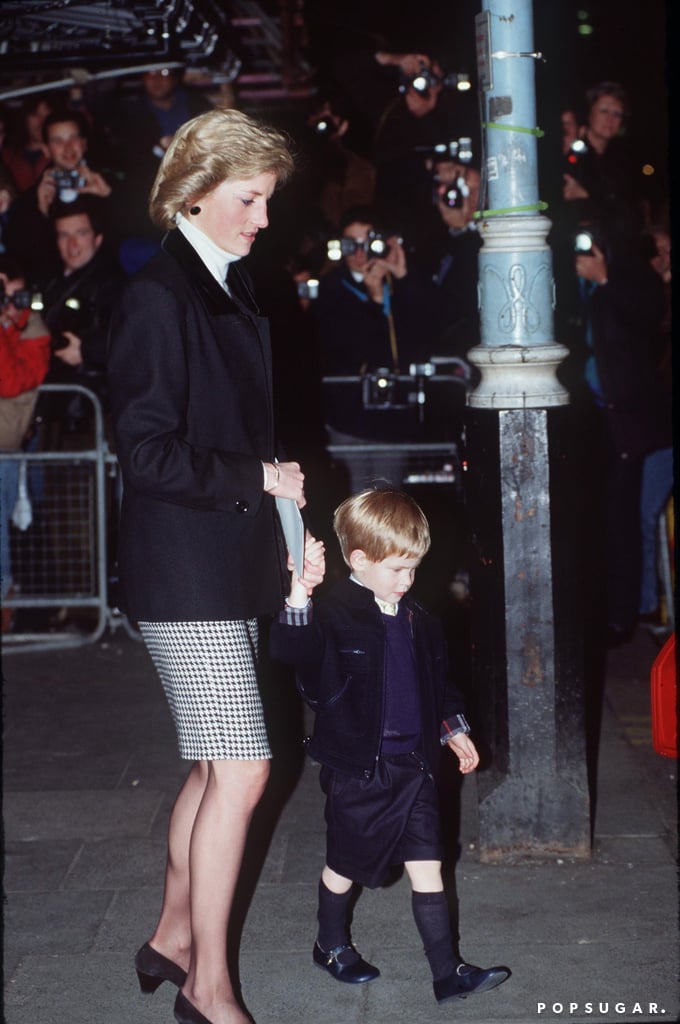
<box><xmin>107</xmin><ymin>229</ymin><xmax>286</xmax><ymax>622</ymax></box>
<box><xmin>269</xmin><ymin>576</ymin><xmax>467</xmax><ymax>779</ymax></box>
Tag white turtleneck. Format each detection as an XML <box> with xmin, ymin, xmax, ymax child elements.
<box><xmin>176</xmin><ymin>212</ymin><xmax>241</xmax><ymax>295</ymax></box>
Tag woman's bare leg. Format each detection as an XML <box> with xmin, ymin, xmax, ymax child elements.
<box><xmin>181</xmin><ymin>757</ymin><xmax>270</xmax><ymax>1024</ymax></box>
<box><xmin>147</xmin><ymin>760</ymin><xmax>209</xmax><ymax>970</ymax></box>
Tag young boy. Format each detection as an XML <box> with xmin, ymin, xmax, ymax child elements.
<box><xmin>270</xmin><ymin>487</ymin><xmax>510</xmax><ymax>1004</ymax></box>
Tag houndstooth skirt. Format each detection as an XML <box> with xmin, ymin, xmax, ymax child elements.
<box><xmin>138</xmin><ymin>619</ymin><xmax>272</xmax><ymax>761</ymax></box>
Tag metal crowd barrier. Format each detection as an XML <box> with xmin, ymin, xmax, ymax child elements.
<box><xmin>1</xmin><ymin>383</ymin><xmax>132</xmax><ymax>654</ymax></box>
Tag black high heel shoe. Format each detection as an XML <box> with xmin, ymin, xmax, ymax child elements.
<box><xmin>134</xmin><ymin>942</ymin><xmax>188</xmax><ymax>994</ymax></box>
<box><xmin>174</xmin><ymin>990</ymin><xmax>214</xmax><ymax>1024</ymax></box>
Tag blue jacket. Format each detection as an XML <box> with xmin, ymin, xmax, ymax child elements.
<box><xmin>269</xmin><ymin>576</ymin><xmax>467</xmax><ymax>779</ymax></box>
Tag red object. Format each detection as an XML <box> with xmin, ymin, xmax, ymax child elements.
<box><xmin>650</xmin><ymin>633</ymin><xmax>677</xmax><ymax>758</ymax></box>
<box><xmin>0</xmin><ymin>309</ymin><xmax>51</xmax><ymax>398</ymax></box>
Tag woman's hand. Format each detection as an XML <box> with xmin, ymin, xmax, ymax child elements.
<box><xmin>263</xmin><ymin>460</ymin><xmax>306</xmax><ymax>507</ymax></box>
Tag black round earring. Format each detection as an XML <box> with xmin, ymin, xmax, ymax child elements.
<box><xmin>189</xmin><ymin>205</ymin><xmax>201</xmax><ymax>215</ymax></box>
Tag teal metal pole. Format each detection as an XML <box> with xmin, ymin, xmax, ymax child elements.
<box><xmin>465</xmin><ymin>0</ymin><xmax>591</xmax><ymax>860</ymax></box>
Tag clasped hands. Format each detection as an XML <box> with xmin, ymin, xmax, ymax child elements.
<box><xmin>287</xmin><ymin>531</ymin><xmax>326</xmax><ymax>605</ymax></box>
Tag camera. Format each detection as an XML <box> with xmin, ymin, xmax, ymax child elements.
<box><xmin>52</xmin><ymin>168</ymin><xmax>85</xmax><ymax>198</ymax></box>
<box><xmin>433</xmin><ymin>176</ymin><xmax>470</xmax><ymax>210</ymax></box>
<box><xmin>0</xmin><ymin>285</ymin><xmax>42</xmax><ymax>310</ymax></box>
<box><xmin>327</xmin><ymin>231</ymin><xmax>394</xmax><ymax>262</ymax></box>
<box><xmin>311</xmin><ymin>115</ymin><xmax>332</xmax><ymax>136</ymax></box>
<box><xmin>362</xmin><ymin>370</ymin><xmax>412</xmax><ymax>410</ymax></box>
<box><xmin>296</xmin><ymin>278</ymin><xmax>319</xmax><ymax>300</ymax></box>
<box><xmin>565</xmin><ymin>139</ymin><xmax>589</xmax><ymax>169</ymax></box>
<box><xmin>399</xmin><ymin>65</ymin><xmax>469</xmax><ymax>98</ymax></box>
<box><xmin>49</xmin><ymin>295</ymin><xmax>83</xmax><ymax>343</ymax></box>
<box><xmin>399</xmin><ymin>63</ymin><xmax>441</xmax><ymax>97</ymax></box>
<box><xmin>574</xmin><ymin>229</ymin><xmax>595</xmax><ymax>255</ymax></box>
<box><xmin>420</xmin><ymin>137</ymin><xmax>473</xmax><ymax>165</ymax></box>
<box><xmin>564</xmin><ymin>139</ymin><xmax>596</xmax><ymax>192</ymax></box>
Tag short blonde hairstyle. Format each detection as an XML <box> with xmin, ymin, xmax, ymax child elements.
<box><xmin>333</xmin><ymin>488</ymin><xmax>431</xmax><ymax>566</ymax></box>
<box><xmin>149</xmin><ymin>107</ymin><xmax>295</xmax><ymax>229</ymax></box>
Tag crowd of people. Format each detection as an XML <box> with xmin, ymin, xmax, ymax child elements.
<box><xmin>0</xmin><ymin>53</ymin><xmax>672</xmax><ymax>641</ymax></box>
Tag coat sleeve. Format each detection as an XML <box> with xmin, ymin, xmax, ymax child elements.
<box><xmin>269</xmin><ymin>606</ymin><xmax>329</xmax><ymax>707</ymax></box>
<box><xmin>107</xmin><ymin>275</ymin><xmax>266</xmax><ymax>513</ymax></box>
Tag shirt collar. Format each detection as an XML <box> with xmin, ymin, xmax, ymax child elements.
<box><xmin>349</xmin><ymin>574</ymin><xmax>399</xmax><ymax>616</ymax></box>
<box><xmin>176</xmin><ymin>212</ymin><xmax>241</xmax><ymax>293</ymax></box>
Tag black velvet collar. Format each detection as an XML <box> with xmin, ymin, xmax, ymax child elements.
<box><xmin>161</xmin><ymin>228</ymin><xmax>262</xmax><ymax>318</ymax></box>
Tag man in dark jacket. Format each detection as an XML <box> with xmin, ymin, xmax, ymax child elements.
<box><xmin>37</xmin><ymin>198</ymin><xmax>124</xmax><ymax>439</ymax></box>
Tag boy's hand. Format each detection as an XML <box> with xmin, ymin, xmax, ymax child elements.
<box><xmin>287</xmin><ymin>531</ymin><xmax>325</xmax><ymax>606</ymax></box>
<box><xmin>446</xmin><ymin>733</ymin><xmax>480</xmax><ymax>774</ymax></box>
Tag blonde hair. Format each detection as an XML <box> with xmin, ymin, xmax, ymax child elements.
<box><xmin>333</xmin><ymin>488</ymin><xmax>431</xmax><ymax>566</ymax></box>
<box><xmin>149</xmin><ymin>107</ymin><xmax>295</xmax><ymax>229</ymax></box>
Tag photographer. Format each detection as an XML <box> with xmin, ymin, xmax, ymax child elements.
<box><xmin>312</xmin><ymin>205</ymin><xmax>437</xmax><ymax>490</ymax></box>
<box><xmin>37</xmin><ymin>198</ymin><xmax>124</xmax><ymax>443</ymax></box>
<box><xmin>297</xmin><ymin>98</ymin><xmax>376</xmax><ymax>228</ymax></box>
<box><xmin>426</xmin><ymin>156</ymin><xmax>482</xmax><ymax>360</ymax></box>
<box><xmin>551</xmin><ymin>83</ymin><xmax>645</xmax><ymax>318</ymax></box>
<box><xmin>323</xmin><ymin>47</ymin><xmax>475</xmax><ymax>252</ymax></box>
<box><xmin>4</xmin><ymin>109</ymin><xmax>116</xmax><ymax>285</ymax></box>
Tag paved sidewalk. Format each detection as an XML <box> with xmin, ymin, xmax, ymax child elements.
<box><xmin>2</xmin><ymin>624</ymin><xmax>678</xmax><ymax>1024</ymax></box>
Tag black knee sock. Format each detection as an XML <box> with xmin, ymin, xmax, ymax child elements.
<box><xmin>411</xmin><ymin>890</ymin><xmax>458</xmax><ymax>982</ymax></box>
<box><xmin>317</xmin><ymin>879</ymin><xmax>353</xmax><ymax>952</ymax></box>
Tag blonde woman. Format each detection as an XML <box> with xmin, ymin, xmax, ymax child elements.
<box><xmin>108</xmin><ymin>109</ymin><xmax>318</xmax><ymax>1024</ymax></box>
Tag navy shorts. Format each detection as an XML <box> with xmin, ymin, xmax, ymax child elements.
<box><xmin>320</xmin><ymin>753</ymin><xmax>443</xmax><ymax>888</ymax></box>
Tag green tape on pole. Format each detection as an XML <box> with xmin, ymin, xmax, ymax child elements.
<box><xmin>473</xmin><ymin>201</ymin><xmax>549</xmax><ymax>219</ymax></box>
<box><xmin>483</xmin><ymin>121</ymin><xmax>545</xmax><ymax>137</ymax></box>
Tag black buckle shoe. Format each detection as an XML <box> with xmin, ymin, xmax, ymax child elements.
<box><xmin>434</xmin><ymin>962</ymin><xmax>510</xmax><ymax>1002</ymax></box>
<box><xmin>313</xmin><ymin>941</ymin><xmax>380</xmax><ymax>984</ymax></box>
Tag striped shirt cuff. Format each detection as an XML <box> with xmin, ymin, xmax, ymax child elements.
<box><xmin>278</xmin><ymin>600</ymin><xmax>312</xmax><ymax>626</ymax></box>
<box><xmin>440</xmin><ymin>714</ymin><xmax>471</xmax><ymax>743</ymax></box>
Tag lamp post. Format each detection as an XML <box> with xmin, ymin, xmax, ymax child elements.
<box><xmin>464</xmin><ymin>0</ymin><xmax>591</xmax><ymax>860</ymax></box>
